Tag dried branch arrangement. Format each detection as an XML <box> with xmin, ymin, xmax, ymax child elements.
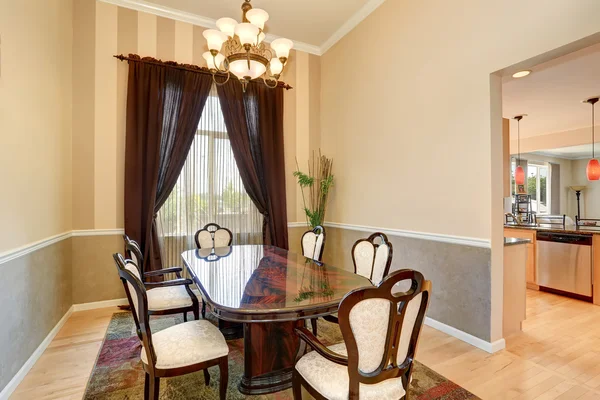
<box><xmin>293</xmin><ymin>151</ymin><xmax>334</xmax><ymax>228</ymax></box>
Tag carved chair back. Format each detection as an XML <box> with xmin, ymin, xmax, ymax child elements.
<box><xmin>351</xmin><ymin>232</ymin><xmax>393</xmax><ymax>284</ymax></box>
<box><xmin>123</xmin><ymin>235</ymin><xmax>145</xmax><ymax>273</ymax></box>
<box><xmin>301</xmin><ymin>225</ymin><xmax>326</xmax><ymax>261</ymax></box>
<box><xmin>112</xmin><ymin>253</ymin><xmax>158</xmax><ymax>368</ymax></box>
<box><xmin>337</xmin><ymin>269</ymin><xmax>431</xmax><ymax>397</ymax></box>
<box><xmin>194</xmin><ymin>223</ymin><xmax>233</xmax><ymax>249</ymax></box>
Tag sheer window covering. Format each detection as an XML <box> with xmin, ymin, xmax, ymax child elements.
<box><xmin>157</xmin><ymin>85</ymin><xmax>263</xmax><ymax>268</ymax></box>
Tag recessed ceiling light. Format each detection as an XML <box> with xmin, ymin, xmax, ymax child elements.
<box><xmin>512</xmin><ymin>70</ymin><xmax>531</xmax><ymax>78</ymax></box>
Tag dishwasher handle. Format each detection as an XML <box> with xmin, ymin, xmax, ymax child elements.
<box><xmin>536</xmin><ymin>231</ymin><xmax>593</xmax><ymax>246</ymax></box>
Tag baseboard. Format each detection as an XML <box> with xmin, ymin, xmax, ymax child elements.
<box><xmin>72</xmin><ymin>298</ymin><xmax>128</xmax><ymax>312</ymax></box>
<box><xmin>0</xmin><ymin>306</ymin><xmax>74</xmax><ymax>400</ymax></box>
<box><xmin>425</xmin><ymin>317</ymin><xmax>505</xmax><ymax>354</ymax></box>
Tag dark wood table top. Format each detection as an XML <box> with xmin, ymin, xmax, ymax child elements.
<box><xmin>182</xmin><ymin>245</ymin><xmax>372</xmax><ymax>323</ymax></box>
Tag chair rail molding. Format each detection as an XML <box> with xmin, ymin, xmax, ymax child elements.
<box><xmin>321</xmin><ymin>222</ymin><xmax>491</xmax><ymax>249</ymax></box>
<box><xmin>0</xmin><ymin>229</ymin><xmax>126</xmax><ymax>265</ymax></box>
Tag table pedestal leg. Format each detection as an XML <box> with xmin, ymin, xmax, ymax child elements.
<box><xmin>239</xmin><ymin>320</ymin><xmax>303</xmax><ymax>395</ymax></box>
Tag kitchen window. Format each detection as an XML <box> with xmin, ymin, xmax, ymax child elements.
<box><xmin>511</xmin><ymin>160</ymin><xmax>551</xmax><ymax>215</ymax></box>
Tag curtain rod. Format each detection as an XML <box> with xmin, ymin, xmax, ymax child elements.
<box><xmin>114</xmin><ymin>54</ymin><xmax>293</xmax><ymax>90</ymax></box>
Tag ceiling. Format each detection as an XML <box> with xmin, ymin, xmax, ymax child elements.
<box><xmin>530</xmin><ymin>143</ymin><xmax>598</xmax><ymax>160</ymax></box>
<box><xmin>138</xmin><ymin>0</ymin><xmax>380</xmax><ymax>52</ymax></box>
<box><xmin>503</xmin><ymin>43</ymin><xmax>600</xmax><ymax>139</ymax></box>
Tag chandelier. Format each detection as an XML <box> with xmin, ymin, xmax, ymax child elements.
<box><xmin>202</xmin><ymin>0</ymin><xmax>293</xmax><ymax>92</ymax></box>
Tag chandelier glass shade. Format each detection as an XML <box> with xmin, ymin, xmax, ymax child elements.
<box><xmin>203</xmin><ymin>0</ymin><xmax>293</xmax><ymax>91</ymax></box>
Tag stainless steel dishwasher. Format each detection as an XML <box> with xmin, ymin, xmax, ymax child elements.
<box><xmin>536</xmin><ymin>232</ymin><xmax>593</xmax><ymax>298</ymax></box>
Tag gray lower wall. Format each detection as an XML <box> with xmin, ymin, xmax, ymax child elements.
<box><xmin>0</xmin><ymin>238</ymin><xmax>73</xmax><ymax>392</ymax></box>
<box><xmin>0</xmin><ymin>233</ymin><xmax>125</xmax><ymax>393</ymax></box>
<box><xmin>289</xmin><ymin>225</ymin><xmax>492</xmax><ymax>341</ymax></box>
<box><xmin>72</xmin><ymin>235</ymin><xmax>124</xmax><ymax>304</ymax></box>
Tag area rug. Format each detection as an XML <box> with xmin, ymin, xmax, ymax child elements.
<box><xmin>83</xmin><ymin>312</ymin><xmax>479</xmax><ymax>399</ymax></box>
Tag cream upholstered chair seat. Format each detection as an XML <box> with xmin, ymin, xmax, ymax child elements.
<box><xmin>146</xmin><ymin>286</ymin><xmax>194</xmax><ymax>311</ymax></box>
<box><xmin>141</xmin><ymin>320</ymin><xmax>229</xmax><ymax>369</ymax></box>
<box><xmin>296</xmin><ymin>343</ymin><xmax>405</xmax><ymax>400</ymax></box>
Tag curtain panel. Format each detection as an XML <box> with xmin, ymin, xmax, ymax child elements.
<box><xmin>124</xmin><ymin>56</ymin><xmax>213</xmax><ymax>273</ymax></box>
<box><xmin>217</xmin><ymin>81</ymin><xmax>289</xmax><ymax>249</ymax></box>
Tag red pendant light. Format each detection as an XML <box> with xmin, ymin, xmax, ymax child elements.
<box><xmin>584</xmin><ymin>97</ymin><xmax>600</xmax><ymax>181</ymax></box>
<box><xmin>514</xmin><ymin>115</ymin><xmax>526</xmax><ymax>185</ymax></box>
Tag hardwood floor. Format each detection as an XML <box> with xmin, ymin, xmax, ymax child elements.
<box><xmin>10</xmin><ymin>290</ymin><xmax>600</xmax><ymax>399</ymax></box>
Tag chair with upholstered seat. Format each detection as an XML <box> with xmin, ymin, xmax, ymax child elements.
<box><xmin>194</xmin><ymin>223</ymin><xmax>233</xmax><ymax>249</ymax></box>
<box><xmin>114</xmin><ymin>253</ymin><xmax>229</xmax><ymax>400</ymax></box>
<box><xmin>352</xmin><ymin>232</ymin><xmax>393</xmax><ymax>284</ymax></box>
<box><xmin>321</xmin><ymin>232</ymin><xmax>393</xmax><ymax>327</ymax></box>
<box><xmin>301</xmin><ymin>225</ymin><xmax>326</xmax><ymax>262</ymax></box>
<box><xmin>114</xmin><ymin>249</ymin><xmax>199</xmax><ymax>322</ymax></box>
<box><xmin>293</xmin><ymin>269</ymin><xmax>431</xmax><ymax>400</ymax></box>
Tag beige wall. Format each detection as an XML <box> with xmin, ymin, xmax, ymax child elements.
<box><xmin>320</xmin><ymin>0</ymin><xmax>600</xmax><ymax>342</ymax></box>
<box><xmin>572</xmin><ymin>159</ymin><xmax>600</xmax><ymax>219</ymax></box>
<box><xmin>511</xmin><ymin>125</ymin><xmax>600</xmax><ymax>154</ymax></box>
<box><xmin>0</xmin><ymin>0</ymin><xmax>73</xmax><ymax>253</ymax></box>
<box><xmin>72</xmin><ymin>1</ymin><xmax>320</xmax><ymax>231</ymax></box>
<box><xmin>321</xmin><ymin>0</ymin><xmax>600</xmax><ymax>241</ymax></box>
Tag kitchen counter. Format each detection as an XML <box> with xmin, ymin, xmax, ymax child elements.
<box><xmin>504</xmin><ymin>237</ymin><xmax>531</xmax><ymax>246</ymax></box>
<box><xmin>504</xmin><ymin>223</ymin><xmax>600</xmax><ymax>235</ymax></box>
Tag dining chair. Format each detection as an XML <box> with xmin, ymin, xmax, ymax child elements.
<box><xmin>114</xmin><ymin>254</ymin><xmax>229</xmax><ymax>400</ymax></box>
<box><xmin>293</xmin><ymin>269</ymin><xmax>431</xmax><ymax>400</ymax></box>
<box><xmin>301</xmin><ymin>225</ymin><xmax>326</xmax><ymax>261</ymax></box>
<box><xmin>352</xmin><ymin>232</ymin><xmax>394</xmax><ymax>284</ymax></box>
<box><xmin>194</xmin><ymin>223</ymin><xmax>233</xmax><ymax>249</ymax></box>
<box><xmin>113</xmin><ymin>251</ymin><xmax>200</xmax><ymax>323</ymax></box>
<box><xmin>322</xmin><ymin>232</ymin><xmax>393</xmax><ymax>327</ymax></box>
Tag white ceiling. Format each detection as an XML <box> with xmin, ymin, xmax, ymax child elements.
<box><xmin>530</xmin><ymin>144</ymin><xmax>599</xmax><ymax>160</ymax></box>
<box><xmin>129</xmin><ymin>0</ymin><xmax>383</xmax><ymax>53</ymax></box>
<box><xmin>503</xmin><ymin>43</ymin><xmax>600</xmax><ymax>139</ymax></box>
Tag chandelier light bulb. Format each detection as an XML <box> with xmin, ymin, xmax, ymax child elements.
<box><xmin>203</xmin><ymin>29</ymin><xmax>228</xmax><ymax>52</ymax></box>
<box><xmin>216</xmin><ymin>17</ymin><xmax>237</xmax><ymax>38</ymax></box>
<box><xmin>235</xmin><ymin>23</ymin><xmax>260</xmax><ymax>46</ymax></box>
<box><xmin>270</xmin><ymin>38</ymin><xmax>293</xmax><ymax>59</ymax></box>
<box><xmin>269</xmin><ymin>58</ymin><xmax>283</xmax><ymax>76</ymax></box>
<box><xmin>203</xmin><ymin>52</ymin><xmax>225</xmax><ymax>70</ymax></box>
<box><xmin>246</xmin><ymin>8</ymin><xmax>269</xmax><ymax>30</ymax></box>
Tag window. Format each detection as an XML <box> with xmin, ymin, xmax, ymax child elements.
<box><xmin>527</xmin><ymin>163</ymin><xmax>549</xmax><ymax>214</ymax></box>
<box><xmin>157</xmin><ymin>85</ymin><xmax>263</xmax><ymax>267</ymax></box>
<box><xmin>510</xmin><ymin>160</ymin><xmax>551</xmax><ymax>215</ymax></box>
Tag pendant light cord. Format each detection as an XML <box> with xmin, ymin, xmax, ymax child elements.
<box><xmin>593</xmin><ymin>101</ymin><xmax>596</xmax><ymax>159</ymax></box>
<box><xmin>517</xmin><ymin>118</ymin><xmax>521</xmax><ymax>165</ymax></box>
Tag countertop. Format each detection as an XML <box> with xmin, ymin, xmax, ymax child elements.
<box><xmin>504</xmin><ymin>223</ymin><xmax>600</xmax><ymax>235</ymax></box>
<box><xmin>504</xmin><ymin>237</ymin><xmax>531</xmax><ymax>246</ymax></box>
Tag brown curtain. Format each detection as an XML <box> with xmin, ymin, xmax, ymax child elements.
<box><xmin>217</xmin><ymin>81</ymin><xmax>289</xmax><ymax>249</ymax></box>
<box><xmin>124</xmin><ymin>57</ymin><xmax>213</xmax><ymax>273</ymax></box>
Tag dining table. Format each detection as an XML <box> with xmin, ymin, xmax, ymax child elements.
<box><xmin>181</xmin><ymin>244</ymin><xmax>372</xmax><ymax>395</ymax></box>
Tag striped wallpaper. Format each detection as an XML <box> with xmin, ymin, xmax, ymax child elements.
<box><xmin>73</xmin><ymin>0</ymin><xmax>322</xmax><ymax>231</ymax></box>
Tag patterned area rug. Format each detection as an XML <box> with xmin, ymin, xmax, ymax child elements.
<box><xmin>83</xmin><ymin>312</ymin><xmax>479</xmax><ymax>399</ymax></box>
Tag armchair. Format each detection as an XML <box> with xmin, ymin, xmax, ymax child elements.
<box><xmin>293</xmin><ymin>269</ymin><xmax>431</xmax><ymax>400</ymax></box>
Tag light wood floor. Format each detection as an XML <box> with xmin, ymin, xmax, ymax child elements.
<box><xmin>11</xmin><ymin>290</ymin><xmax>600</xmax><ymax>399</ymax></box>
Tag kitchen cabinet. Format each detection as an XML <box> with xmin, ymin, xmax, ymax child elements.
<box><xmin>504</xmin><ymin>228</ymin><xmax>538</xmax><ymax>289</ymax></box>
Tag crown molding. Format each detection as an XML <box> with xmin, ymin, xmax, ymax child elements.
<box><xmin>319</xmin><ymin>0</ymin><xmax>387</xmax><ymax>54</ymax></box>
<box><xmin>98</xmin><ymin>0</ymin><xmax>322</xmax><ymax>55</ymax></box>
